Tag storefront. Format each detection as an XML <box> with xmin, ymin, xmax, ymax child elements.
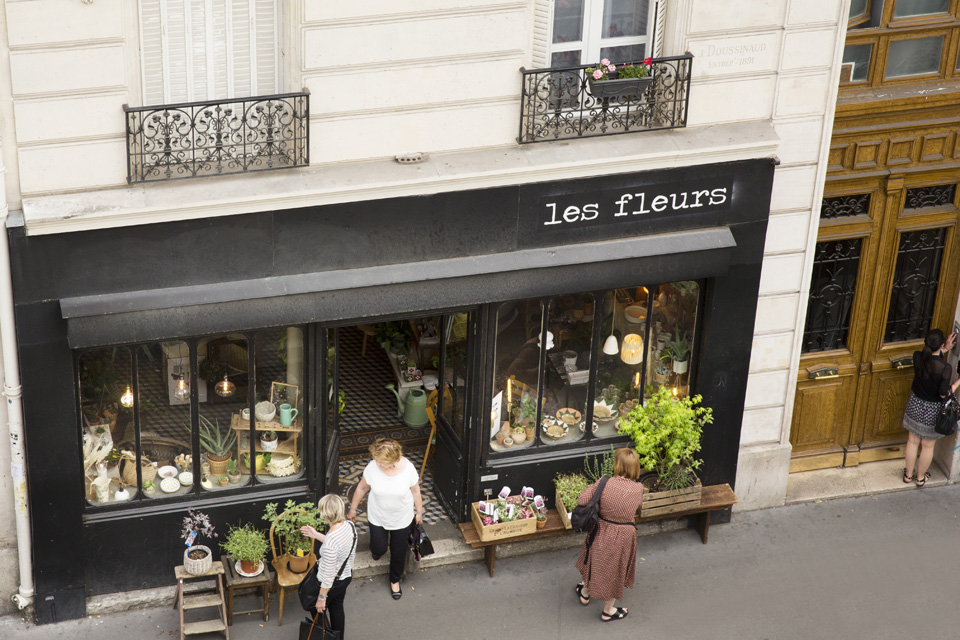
<box><xmin>10</xmin><ymin>157</ymin><xmax>775</xmax><ymax>622</ymax></box>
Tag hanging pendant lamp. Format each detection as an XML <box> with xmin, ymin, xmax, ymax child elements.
<box><xmin>215</xmin><ymin>373</ymin><xmax>236</xmax><ymax>398</ymax></box>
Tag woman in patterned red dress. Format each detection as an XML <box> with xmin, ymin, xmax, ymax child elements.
<box><xmin>574</xmin><ymin>447</ymin><xmax>643</xmax><ymax>621</ymax></box>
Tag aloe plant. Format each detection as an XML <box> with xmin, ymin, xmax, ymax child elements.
<box><xmin>198</xmin><ymin>415</ymin><xmax>236</xmax><ymax>458</ymax></box>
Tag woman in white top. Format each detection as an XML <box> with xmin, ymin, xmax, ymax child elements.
<box><xmin>300</xmin><ymin>494</ymin><xmax>357</xmax><ymax>637</ymax></box>
<box><xmin>348</xmin><ymin>437</ymin><xmax>423</xmax><ymax>599</ymax></box>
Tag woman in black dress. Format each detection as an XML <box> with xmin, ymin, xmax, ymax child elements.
<box><xmin>902</xmin><ymin>329</ymin><xmax>960</xmax><ymax>486</ymax></box>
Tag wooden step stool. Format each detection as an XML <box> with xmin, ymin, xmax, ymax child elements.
<box><xmin>173</xmin><ymin>561</ymin><xmax>229</xmax><ymax>640</ymax></box>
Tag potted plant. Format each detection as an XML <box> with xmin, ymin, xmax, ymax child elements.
<box><xmin>181</xmin><ymin>509</ymin><xmax>217</xmax><ymax>576</ymax></box>
<box><xmin>220</xmin><ymin>523</ymin><xmax>269</xmax><ymax>576</ymax></box>
<box><xmin>197</xmin><ymin>414</ymin><xmax>236</xmax><ymax>477</ymax></box>
<box><xmin>263</xmin><ymin>500</ymin><xmax>326</xmax><ymax>573</ymax></box>
<box><xmin>517</xmin><ymin>393</ymin><xmax>538</xmax><ymax>441</ymax></box>
<box><xmin>618</xmin><ymin>386</ymin><xmax>713</xmax><ymax>516</ymax></box>
<box><xmin>218</xmin><ymin>475</ymin><xmax>229</xmax><ymax>487</ymax></box>
<box><xmin>587</xmin><ymin>57</ymin><xmax>653</xmax><ymax>101</ymax></box>
<box><xmin>554</xmin><ymin>472</ymin><xmax>589</xmax><ymax>529</ymax></box>
<box><xmin>227</xmin><ymin>458</ymin><xmax>241</xmax><ymax>484</ymax></box>
<box><xmin>260</xmin><ymin>430</ymin><xmax>279</xmax><ymax>452</ymax></box>
<box><xmin>512</xmin><ymin>425</ymin><xmax>527</xmax><ymax>445</ymax></box>
<box><xmin>142</xmin><ymin>480</ymin><xmax>156</xmax><ymax>498</ymax></box>
<box><xmin>535</xmin><ymin>508</ymin><xmax>547</xmax><ymax>529</ymax></box>
<box><xmin>664</xmin><ymin>326</ymin><xmax>691</xmax><ymax>374</ymax></box>
<box><xmin>654</xmin><ymin>361</ymin><xmax>671</xmax><ymax>385</ymax></box>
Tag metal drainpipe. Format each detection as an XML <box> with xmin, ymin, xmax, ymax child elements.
<box><xmin>0</xmin><ymin>140</ymin><xmax>34</xmax><ymax>610</ymax></box>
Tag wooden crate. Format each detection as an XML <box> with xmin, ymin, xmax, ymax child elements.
<box><xmin>555</xmin><ymin>488</ymin><xmax>573</xmax><ymax>530</ymax></box>
<box><xmin>640</xmin><ymin>476</ymin><xmax>702</xmax><ymax>518</ymax></box>
<box><xmin>470</xmin><ymin>502</ymin><xmax>538</xmax><ymax>542</ymax></box>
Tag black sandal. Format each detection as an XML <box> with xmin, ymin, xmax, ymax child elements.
<box><xmin>916</xmin><ymin>472</ymin><xmax>930</xmax><ymax>487</ymax></box>
<box><xmin>601</xmin><ymin>607</ymin><xmax>628</xmax><ymax>621</ymax></box>
<box><xmin>575</xmin><ymin>583</ymin><xmax>590</xmax><ymax>606</ymax></box>
<box><xmin>903</xmin><ymin>469</ymin><xmax>914</xmax><ymax>483</ymax></box>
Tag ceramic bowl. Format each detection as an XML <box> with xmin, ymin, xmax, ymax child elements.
<box><xmin>593</xmin><ymin>401</ymin><xmax>619</xmax><ymax>422</ymax></box>
<box><xmin>541</xmin><ymin>417</ymin><xmax>568</xmax><ymax>440</ymax></box>
<box><xmin>157</xmin><ymin>465</ymin><xmax>178</xmax><ymax>479</ymax></box>
<box><xmin>578</xmin><ymin>421</ymin><xmax>599</xmax><ymax>434</ymax></box>
<box><xmin>255</xmin><ymin>400</ymin><xmax>276</xmax><ymax>422</ymax></box>
<box><xmin>556</xmin><ymin>408</ymin><xmax>582</xmax><ymax>425</ymax></box>
<box><xmin>160</xmin><ymin>477</ymin><xmax>181</xmax><ymax>493</ymax></box>
<box><xmin>178</xmin><ymin>471</ymin><xmax>194</xmax><ymax>487</ymax></box>
<box><xmin>624</xmin><ymin>305</ymin><xmax>647</xmax><ymax>323</ymax></box>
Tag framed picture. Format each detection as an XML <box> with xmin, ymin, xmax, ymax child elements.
<box><xmin>270</xmin><ymin>381</ymin><xmax>300</xmax><ymax>410</ymax></box>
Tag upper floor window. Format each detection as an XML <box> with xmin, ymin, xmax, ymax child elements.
<box><xmin>550</xmin><ymin>0</ymin><xmax>655</xmax><ymax>67</ymax></box>
<box><xmin>138</xmin><ymin>0</ymin><xmax>280</xmax><ymax>105</ymax></box>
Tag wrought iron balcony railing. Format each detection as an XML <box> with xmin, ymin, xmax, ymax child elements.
<box><xmin>124</xmin><ymin>91</ymin><xmax>309</xmax><ymax>183</ymax></box>
<box><xmin>518</xmin><ymin>54</ymin><xmax>693</xmax><ymax>143</ymax></box>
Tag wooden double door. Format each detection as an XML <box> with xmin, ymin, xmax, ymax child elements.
<box><xmin>790</xmin><ymin>174</ymin><xmax>960</xmax><ymax>471</ymax></box>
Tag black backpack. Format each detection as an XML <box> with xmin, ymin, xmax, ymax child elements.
<box><xmin>570</xmin><ymin>476</ymin><xmax>611</xmax><ymax>533</ymax></box>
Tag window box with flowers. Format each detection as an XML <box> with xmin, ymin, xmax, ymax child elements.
<box><xmin>470</xmin><ymin>493</ymin><xmax>538</xmax><ymax>542</ymax></box>
<box><xmin>587</xmin><ymin>58</ymin><xmax>654</xmax><ymax>101</ymax></box>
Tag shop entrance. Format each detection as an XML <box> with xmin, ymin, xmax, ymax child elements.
<box><xmin>325</xmin><ymin>313</ymin><xmax>473</xmax><ymax>529</ymax></box>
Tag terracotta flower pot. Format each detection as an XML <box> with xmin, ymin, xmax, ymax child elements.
<box><xmin>239</xmin><ymin>560</ymin><xmax>263</xmax><ymax>576</ymax></box>
<box><xmin>287</xmin><ymin>553</ymin><xmax>309</xmax><ymax>573</ymax></box>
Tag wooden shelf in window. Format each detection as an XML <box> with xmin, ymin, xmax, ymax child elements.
<box><xmin>229</xmin><ymin>413</ymin><xmax>302</xmax><ymax>433</ymax></box>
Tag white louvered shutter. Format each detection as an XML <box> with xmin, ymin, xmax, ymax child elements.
<box><xmin>139</xmin><ymin>0</ymin><xmax>279</xmax><ymax>105</ymax></box>
<box><xmin>531</xmin><ymin>0</ymin><xmax>556</xmax><ymax>69</ymax></box>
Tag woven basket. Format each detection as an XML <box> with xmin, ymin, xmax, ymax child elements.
<box><xmin>120</xmin><ymin>457</ymin><xmax>156</xmax><ymax>487</ymax></box>
<box><xmin>183</xmin><ymin>545</ymin><xmax>212</xmax><ymax>576</ymax></box>
<box><xmin>206</xmin><ymin>453</ymin><xmax>230</xmax><ymax>477</ymax></box>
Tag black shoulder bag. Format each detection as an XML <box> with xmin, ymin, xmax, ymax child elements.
<box><xmin>571</xmin><ymin>476</ymin><xmax>611</xmax><ymax>533</ymax></box>
<box><xmin>935</xmin><ymin>393</ymin><xmax>960</xmax><ymax>436</ymax></box>
<box><xmin>298</xmin><ymin>522</ymin><xmax>357</xmax><ymax>612</ymax></box>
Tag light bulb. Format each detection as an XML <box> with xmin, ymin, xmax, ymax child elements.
<box><xmin>174</xmin><ymin>375</ymin><xmax>190</xmax><ymax>402</ymax></box>
<box><xmin>120</xmin><ymin>385</ymin><xmax>134</xmax><ymax>408</ymax></box>
<box><xmin>215</xmin><ymin>374</ymin><xmax>236</xmax><ymax>398</ymax></box>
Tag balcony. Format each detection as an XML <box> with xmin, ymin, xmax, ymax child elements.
<box><xmin>124</xmin><ymin>91</ymin><xmax>309</xmax><ymax>183</ymax></box>
<box><xmin>518</xmin><ymin>54</ymin><xmax>692</xmax><ymax>144</ymax></box>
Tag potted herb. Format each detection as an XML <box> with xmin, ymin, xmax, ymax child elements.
<box><xmin>587</xmin><ymin>57</ymin><xmax>653</xmax><ymax>101</ymax></box>
<box><xmin>197</xmin><ymin>414</ymin><xmax>236</xmax><ymax>477</ymax></box>
<box><xmin>181</xmin><ymin>509</ymin><xmax>217</xmax><ymax>576</ymax></box>
<box><xmin>512</xmin><ymin>425</ymin><xmax>527</xmax><ymax>444</ymax></box>
<box><xmin>220</xmin><ymin>523</ymin><xmax>269</xmax><ymax>576</ymax></box>
<box><xmin>554</xmin><ymin>472</ymin><xmax>590</xmax><ymax>529</ymax></box>
<box><xmin>218</xmin><ymin>475</ymin><xmax>229</xmax><ymax>487</ymax></box>
<box><xmin>584</xmin><ymin>445</ymin><xmax>616</xmax><ymax>483</ymax></box>
<box><xmin>263</xmin><ymin>500</ymin><xmax>326</xmax><ymax>573</ymax></box>
<box><xmin>618</xmin><ymin>386</ymin><xmax>713</xmax><ymax>512</ymax></box>
<box><xmin>517</xmin><ymin>393</ymin><xmax>538</xmax><ymax>437</ymax></box>
<box><xmin>260</xmin><ymin>430</ymin><xmax>278</xmax><ymax>452</ymax></box>
<box><xmin>227</xmin><ymin>458</ymin><xmax>241</xmax><ymax>484</ymax></box>
<box><xmin>143</xmin><ymin>480</ymin><xmax>156</xmax><ymax>498</ymax></box>
<box><xmin>535</xmin><ymin>509</ymin><xmax>547</xmax><ymax>529</ymax></box>
<box><xmin>654</xmin><ymin>361</ymin><xmax>671</xmax><ymax>385</ymax></box>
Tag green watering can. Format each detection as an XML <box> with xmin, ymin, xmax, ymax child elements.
<box><xmin>386</xmin><ymin>384</ymin><xmax>429</xmax><ymax>428</ymax></box>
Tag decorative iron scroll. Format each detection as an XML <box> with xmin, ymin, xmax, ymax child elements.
<box><xmin>820</xmin><ymin>193</ymin><xmax>870</xmax><ymax>219</ymax></box>
<box><xmin>802</xmin><ymin>239</ymin><xmax>863</xmax><ymax>353</ymax></box>
<box><xmin>903</xmin><ymin>184</ymin><xmax>956</xmax><ymax>210</ymax></box>
<box><xmin>885</xmin><ymin>227</ymin><xmax>947</xmax><ymax>343</ymax></box>
<box><xmin>125</xmin><ymin>92</ymin><xmax>309</xmax><ymax>183</ymax></box>
<box><xmin>518</xmin><ymin>54</ymin><xmax>692</xmax><ymax>143</ymax></box>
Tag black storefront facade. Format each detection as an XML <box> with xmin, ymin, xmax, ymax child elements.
<box><xmin>10</xmin><ymin>157</ymin><xmax>775</xmax><ymax>623</ymax></box>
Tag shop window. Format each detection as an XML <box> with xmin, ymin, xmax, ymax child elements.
<box><xmin>491</xmin><ymin>300</ymin><xmax>543</xmax><ymax>451</ymax></box>
<box><xmin>441</xmin><ymin>314</ymin><xmax>470</xmax><ymax>442</ymax></box>
<box><xmin>595</xmin><ymin>289</ymin><xmax>645</xmax><ymax>439</ymax></box>
<box><xmin>540</xmin><ymin>294</ymin><xmax>595</xmax><ymax>446</ymax></box>
<box><xmin>550</xmin><ymin>0</ymin><xmax>655</xmax><ymax>66</ymax></box>
<box><xmin>645</xmin><ymin>282</ymin><xmax>699</xmax><ymax>402</ymax></box>
<box><xmin>893</xmin><ymin>0</ymin><xmax>949</xmax><ymax>18</ymax></box>
<box><xmin>252</xmin><ymin>328</ymin><xmax>305</xmax><ymax>484</ymax></box>
<box><xmin>885</xmin><ymin>228</ymin><xmax>947</xmax><ymax>342</ymax></box>
<box><xmin>885</xmin><ymin>36</ymin><xmax>944</xmax><ymax>78</ymax></box>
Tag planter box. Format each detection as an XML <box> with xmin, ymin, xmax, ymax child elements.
<box><xmin>588</xmin><ymin>75</ymin><xmax>653</xmax><ymax>101</ymax></box>
<box><xmin>555</xmin><ymin>488</ymin><xmax>573</xmax><ymax>530</ymax></box>
<box><xmin>470</xmin><ymin>502</ymin><xmax>538</xmax><ymax>542</ymax></box>
<box><xmin>640</xmin><ymin>476</ymin><xmax>702</xmax><ymax>518</ymax></box>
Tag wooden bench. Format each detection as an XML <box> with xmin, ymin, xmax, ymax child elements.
<box><xmin>459</xmin><ymin>483</ymin><xmax>737</xmax><ymax>577</ymax></box>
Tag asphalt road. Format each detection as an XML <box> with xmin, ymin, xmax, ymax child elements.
<box><xmin>3</xmin><ymin>483</ymin><xmax>959</xmax><ymax>640</ymax></box>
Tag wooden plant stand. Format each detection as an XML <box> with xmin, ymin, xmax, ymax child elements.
<box><xmin>173</xmin><ymin>561</ymin><xmax>228</xmax><ymax>640</ymax></box>
<box><xmin>223</xmin><ymin>557</ymin><xmax>272</xmax><ymax>625</ymax></box>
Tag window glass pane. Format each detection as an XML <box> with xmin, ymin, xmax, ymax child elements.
<box><xmin>193</xmin><ymin>335</ymin><xmax>247</xmax><ymax>490</ymax></box>
<box><xmin>904</xmin><ymin>184</ymin><xmax>956</xmax><ymax>209</ymax></box>
<box><xmin>80</xmin><ymin>347</ymin><xmax>135</xmax><ymax>506</ymax></box>
<box><xmin>137</xmin><ymin>341</ymin><xmax>192</xmax><ymax>501</ymax></box>
<box><xmin>551</xmin><ymin>50</ymin><xmax>582</xmax><ymax>67</ymax></box>
<box><xmin>441</xmin><ymin>314</ymin><xmax>469</xmax><ymax>442</ymax></box>
<box><xmin>842</xmin><ymin>44</ymin><xmax>872</xmax><ymax>82</ymax></box>
<box><xmin>599</xmin><ymin>44</ymin><xmax>647</xmax><ymax>65</ymax></box>
<box><xmin>802</xmin><ymin>240</ymin><xmax>862</xmax><ymax>353</ymax></box>
<box><xmin>885</xmin><ymin>37</ymin><xmax>943</xmax><ymax>78</ymax></box>
<box><xmin>251</xmin><ymin>328</ymin><xmax>304</xmax><ymax>484</ymax></box>
<box><xmin>491</xmin><ymin>300</ymin><xmax>542</xmax><ymax>452</ymax></box>
<box><xmin>553</xmin><ymin>0</ymin><xmax>584</xmax><ymax>44</ymax></box>
<box><xmin>596</xmin><ymin>289</ymin><xmax>647</xmax><ymax>439</ymax></box>
<box><xmin>849</xmin><ymin>0</ymin><xmax>869</xmax><ymax>20</ymax></box>
<box><xmin>894</xmin><ymin>0</ymin><xmax>949</xmax><ymax>17</ymax></box>
<box><xmin>885</xmin><ymin>228</ymin><xmax>947</xmax><ymax>343</ymax></box>
<box><xmin>821</xmin><ymin>193</ymin><xmax>871</xmax><ymax>220</ymax></box>
<box><xmin>647</xmin><ymin>282</ymin><xmax>700</xmax><ymax>401</ymax></box>
<box><xmin>602</xmin><ymin>0</ymin><xmax>649</xmax><ymax>38</ymax></box>
<box><xmin>541</xmin><ymin>294</ymin><xmax>594</xmax><ymax>445</ymax></box>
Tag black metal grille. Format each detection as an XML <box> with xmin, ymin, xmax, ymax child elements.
<box><xmin>518</xmin><ymin>55</ymin><xmax>692</xmax><ymax>143</ymax></box>
<box><xmin>802</xmin><ymin>239</ymin><xmax>863</xmax><ymax>353</ymax></box>
<box><xmin>885</xmin><ymin>228</ymin><xmax>947</xmax><ymax>342</ymax></box>
<box><xmin>124</xmin><ymin>92</ymin><xmax>309</xmax><ymax>183</ymax></box>
<box><xmin>820</xmin><ymin>193</ymin><xmax>870</xmax><ymax>219</ymax></box>
<box><xmin>904</xmin><ymin>184</ymin><xmax>956</xmax><ymax>210</ymax></box>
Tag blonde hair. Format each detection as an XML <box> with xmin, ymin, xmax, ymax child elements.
<box><xmin>369</xmin><ymin>438</ymin><xmax>402</xmax><ymax>465</ymax></box>
<box><xmin>317</xmin><ymin>494</ymin><xmax>346</xmax><ymax>524</ymax></box>
<box><xmin>613</xmin><ymin>447</ymin><xmax>641</xmax><ymax>481</ymax></box>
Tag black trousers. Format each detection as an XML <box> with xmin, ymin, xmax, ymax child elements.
<box><xmin>308</xmin><ymin>576</ymin><xmax>352</xmax><ymax>638</ymax></box>
<box><xmin>368</xmin><ymin>521</ymin><xmax>412</xmax><ymax>584</ymax></box>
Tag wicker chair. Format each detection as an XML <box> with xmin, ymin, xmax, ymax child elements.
<box><xmin>269</xmin><ymin>509</ymin><xmax>317</xmax><ymax>626</ymax></box>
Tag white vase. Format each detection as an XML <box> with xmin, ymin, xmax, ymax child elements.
<box><xmin>673</xmin><ymin>359</ymin><xmax>689</xmax><ymax>374</ymax></box>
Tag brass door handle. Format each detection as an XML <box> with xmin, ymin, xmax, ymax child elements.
<box><xmin>891</xmin><ymin>356</ymin><xmax>913</xmax><ymax>370</ymax></box>
<box><xmin>808</xmin><ymin>366</ymin><xmax>839</xmax><ymax>380</ymax></box>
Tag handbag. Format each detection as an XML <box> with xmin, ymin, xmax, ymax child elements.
<box><xmin>408</xmin><ymin>521</ymin><xmax>435</xmax><ymax>561</ymax></box>
<box><xmin>570</xmin><ymin>476</ymin><xmax>611</xmax><ymax>533</ymax></box>
<box><xmin>299</xmin><ymin>612</ymin><xmax>341</xmax><ymax>640</ymax></box>
<box><xmin>935</xmin><ymin>394</ymin><xmax>960</xmax><ymax>436</ymax></box>
<box><xmin>298</xmin><ymin>522</ymin><xmax>357</xmax><ymax>612</ymax></box>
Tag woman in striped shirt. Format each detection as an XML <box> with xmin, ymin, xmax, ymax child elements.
<box><xmin>300</xmin><ymin>494</ymin><xmax>358</xmax><ymax>637</ymax></box>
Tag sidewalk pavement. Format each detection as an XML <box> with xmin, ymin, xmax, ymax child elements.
<box><xmin>4</xmin><ymin>482</ymin><xmax>960</xmax><ymax>640</ymax></box>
